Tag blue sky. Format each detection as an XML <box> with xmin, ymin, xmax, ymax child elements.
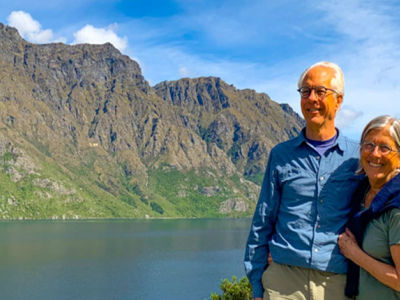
<box><xmin>1</xmin><ymin>0</ymin><xmax>400</xmax><ymax>139</ymax></box>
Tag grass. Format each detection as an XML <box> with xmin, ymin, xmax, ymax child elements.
<box><xmin>0</xmin><ymin>144</ymin><xmax>256</xmax><ymax>220</ymax></box>
<box><xmin>147</xmin><ymin>165</ymin><xmax>253</xmax><ymax>218</ymax></box>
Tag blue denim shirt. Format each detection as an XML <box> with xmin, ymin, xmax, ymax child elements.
<box><xmin>244</xmin><ymin>129</ymin><xmax>362</xmax><ymax>298</ymax></box>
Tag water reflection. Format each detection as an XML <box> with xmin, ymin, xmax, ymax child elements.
<box><xmin>0</xmin><ymin>219</ymin><xmax>251</xmax><ymax>299</ymax></box>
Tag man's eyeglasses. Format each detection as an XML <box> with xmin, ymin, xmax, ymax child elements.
<box><xmin>360</xmin><ymin>141</ymin><xmax>400</xmax><ymax>156</ymax></box>
<box><xmin>297</xmin><ymin>86</ymin><xmax>339</xmax><ymax>99</ymax></box>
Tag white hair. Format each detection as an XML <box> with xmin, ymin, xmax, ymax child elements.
<box><xmin>356</xmin><ymin>115</ymin><xmax>400</xmax><ymax>175</ymax></box>
<box><xmin>297</xmin><ymin>61</ymin><xmax>344</xmax><ymax>95</ymax></box>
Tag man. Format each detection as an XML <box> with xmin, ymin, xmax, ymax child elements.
<box><xmin>244</xmin><ymin>62</ymin><xmax>362</xmax><ymax>300</ymax></box>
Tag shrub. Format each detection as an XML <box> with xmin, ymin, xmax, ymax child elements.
<box><xmin>150</xmin><ymin>202</ymin><xmax>164</xmax><ymax>214</ymax></box>
<box><xmin>210</xmin><ymin>276</ymin><xmax>252</xmax><ymax>300</ymax></box>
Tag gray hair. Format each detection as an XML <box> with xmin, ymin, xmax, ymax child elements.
<box><xmin>356</xmin><ymin>115</ymin><xmax>400</xmax><ymax>175</ymax></box>
<box><xmin>297</xmin><ymin>61</ymin><xmax>344</xmax><ymax>95</ymax></box>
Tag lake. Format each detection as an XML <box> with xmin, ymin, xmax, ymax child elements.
<box><xmin>0</xmin><ymin>218</ymin><xmax>252</xmax><ymax>300</ymax></box>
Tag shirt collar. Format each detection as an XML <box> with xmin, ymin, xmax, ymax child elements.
<box><xmin>294</xmin><ymin>127</ymin><xmax>347</xmax><ymax>152</ymax></box>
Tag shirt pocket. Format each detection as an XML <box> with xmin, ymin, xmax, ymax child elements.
<box><xmin>327</xmin><ymin>172</ymin><xmax>360</xmax><ymax>194</ymax></box>
<box><xmin>278</xmin><ymin>165</ymin><xmax>315</xmax><ymax>201</ymax></box>
<box><xmin>321</xmin><ymin>172</ymin><xmax>361</xmax><ymax>224</ymax></box>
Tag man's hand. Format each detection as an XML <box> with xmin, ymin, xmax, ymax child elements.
<box><xmin>267</xmin><ymin>253</ymin><xmax>273</xmax><ymax>265</ymax></box>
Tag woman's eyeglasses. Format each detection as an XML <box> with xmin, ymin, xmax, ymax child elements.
<box><xmin>360</xmin><ymin>141</ymin><xmax>400</xmax><ymax>156</ymax></box>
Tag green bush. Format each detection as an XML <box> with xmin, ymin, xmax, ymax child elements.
<box><xmin>210</xmin><ymin>276</ymin><xmax>252</xmax><ymax>300</ymax></box>
<box><xmin>150</xmin><ymin>201</ymin><xmax>164</xmax><ymax>214</ymax></box>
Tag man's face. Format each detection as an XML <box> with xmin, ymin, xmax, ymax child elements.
<box><xmin>300</xmin><ymin>66</ymin><xmax>342</xmax><ymax>130</ymax></box>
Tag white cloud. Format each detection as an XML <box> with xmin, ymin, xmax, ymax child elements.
<box><xmin>179</xmin><ymin>67</ymin><xmax>190</xmax><ymax>77</ymax></box>
<box><xmin>7</xmin><ymin>11</ymin><xmax>40</xmax><ymax>36</ymax></box>
<box><xmin>133</xmin><ymin>42</ymin><xmax>262</xmax><ymax>87</ymax></box>
<box><xmin>6</xmin><ymin>11</ymin><xmax>66</xmax><ymax>43</ymax></box>
<box><xmin>72</xmin><ymin>24</ymin><xmax>128</xmax><ymax>52</ymax></box>
<box><xmin>336</xmin><ymin>106</ymin><xmax>363</xmax><ymax>129</ymax></box>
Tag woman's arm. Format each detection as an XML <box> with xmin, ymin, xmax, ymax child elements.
<box><xmin>339</xmin><ymin>228</ymin><xmax>400</xmax><ymax>291</ymax></box>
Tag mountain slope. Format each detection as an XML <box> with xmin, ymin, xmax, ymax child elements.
<box><xmin>0</xmin><ymin>23</ymin><xmax>304</xmax><ymax>219</ymax></box>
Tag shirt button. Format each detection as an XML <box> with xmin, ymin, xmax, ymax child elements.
<box><xmin>316</xmin><ymin>156</ymin><xmax>320</xmax><ymax>160</ymax></box>
<box><xmin>318</xmin><ymin>225</ymin><xmax>321</xmax><ymax>228</ymax></box>
<box><xmin>320</xmin><ymin>176</ymin><xmax>324</xmax><ymax>181</ymax></box>
<box><xmin>320</xmin><ymin>199</ymin><xmax>324</xmax><ymax>203</ymax></box>
<box><xmin>314</xmin><ymin>248</ymin><xmax>318</xmax><ymax>253</ymax></box>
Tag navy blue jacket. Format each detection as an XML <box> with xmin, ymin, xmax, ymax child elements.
<box><xmin>345</xmin><ymin>174</ymin><xmax>400</xmax><ymax>297</ymax></box>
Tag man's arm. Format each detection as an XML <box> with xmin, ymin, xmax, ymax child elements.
<box><xmin>244</xmin><ymin>152</ymin><xmax>280</xmax><ymax>299</ymax></box>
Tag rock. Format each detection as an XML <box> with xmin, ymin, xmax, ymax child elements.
<box><xmin>219</xmin><ymin>198</ymin><xmax>249</xmax><ymax>214</ymax></box>
<box><xmin>201</xmin><ymin>186</ymin><xmax>220</xmax><ymax>197</ymax></box>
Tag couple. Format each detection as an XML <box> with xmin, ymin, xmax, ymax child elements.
<box><xmin>244</xmin><ymin>61</ymin><xmax>400</xmax><ymax>300</ymax></box>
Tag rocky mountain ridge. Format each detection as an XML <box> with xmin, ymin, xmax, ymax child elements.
<box><xmin>0</xmin><ymin>23</ymin><xmax>304</xmax><ymax>219</ymax></box>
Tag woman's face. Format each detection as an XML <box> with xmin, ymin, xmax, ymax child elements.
<box><xmin>361</xmin><ymin>126</ymin><xmax>400</xmax><ymax>188</ymax></box>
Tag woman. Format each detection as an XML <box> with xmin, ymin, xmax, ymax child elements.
<box><xmin>338</xmin><ymin>115</ymin><xmax>400</xmax><ymax>299</ymax></box>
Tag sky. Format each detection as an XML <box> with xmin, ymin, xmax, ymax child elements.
<box><xmin>1</xmin><ymin>0</ymin><xmax>400</xmax><ymax>140</ymax></box>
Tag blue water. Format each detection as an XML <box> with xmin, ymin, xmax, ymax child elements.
<box><xmin>0</xmin><ymin>218</ymin><xmax>251</xmax><ymax>300</ymax></box>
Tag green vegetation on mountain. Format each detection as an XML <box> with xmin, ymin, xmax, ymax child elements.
<box><xmin>0</xmin><ymin>23</ymin><xmax>304</xmax><ymax>219</ymax></box>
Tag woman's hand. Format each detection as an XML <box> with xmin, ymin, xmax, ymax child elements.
<box><xmin>338</xmin><ymin>228</ymin><xmax>361</xmax><ymax>260</ymax></box>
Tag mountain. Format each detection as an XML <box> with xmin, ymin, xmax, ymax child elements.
<box><xmin>0</xmin><ymin>23</ymin><xmax>305</xmax><ymax>219</ymax></box>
